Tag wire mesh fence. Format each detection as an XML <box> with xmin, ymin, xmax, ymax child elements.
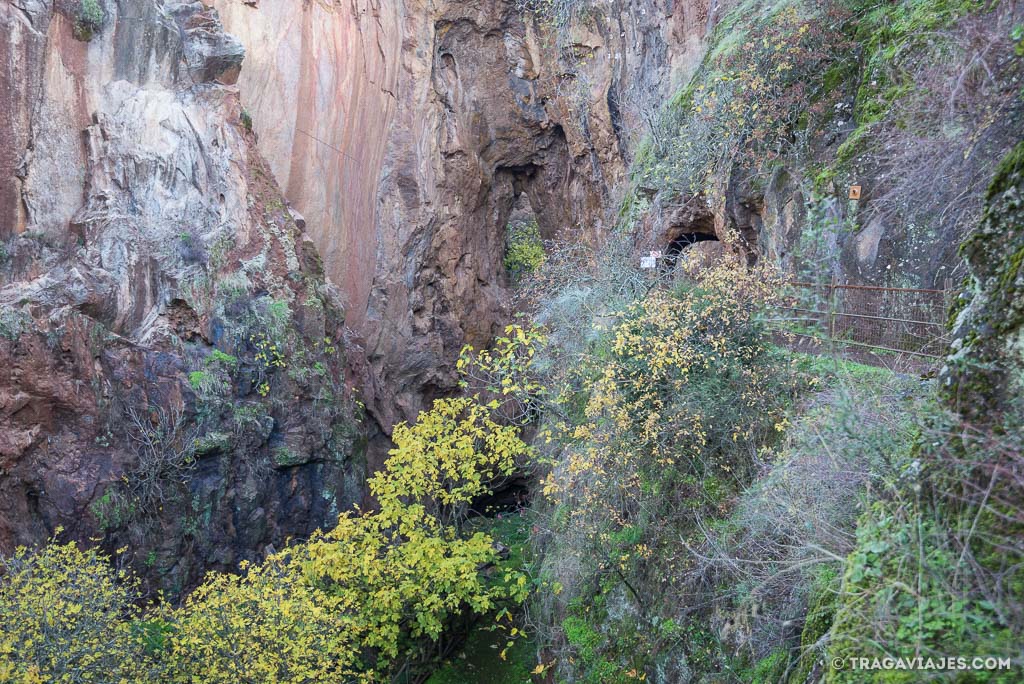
<box><xmin>771</xmin><ymin>279</ymin><xmax>953</xmax><ymax>360</ymax></box>
<box><xmin>583</xmin><ymin>246</ymin><xmax>953</xmax><ymax>365</ymax></box>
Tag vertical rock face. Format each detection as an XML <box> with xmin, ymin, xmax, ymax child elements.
<box><xmin>0</xmin><ymin>1</ymin><xmax>363</xmax><ymax>595</ymax></box>
<box><xmin>217</xmin><ymin>0</ymin><xmax>707</xmax><ymax>429</ymax></box>
<box><xmin>1</xmin><ymin>0</ymin><xmax>704</xmax><ymax>585</ymax></box>
<box><xmin>212</xmin><ymin>0</ymin><xmax>402</xmax><ymax>332</ymax></box>
<box><xmin>945</xmin><ymin>142</ymin><xmax>1024</xmax><ymax>421</ymax></box>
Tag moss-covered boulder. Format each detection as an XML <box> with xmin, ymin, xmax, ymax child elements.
<box><xmin>945</xmin><ymin>141</ymin><xmax>1024</xmax><ymax>422</ymax></box>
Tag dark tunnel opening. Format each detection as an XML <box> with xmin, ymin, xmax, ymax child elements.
<box><xmin>666</xmin><ymin>232</ymin><xmax>719</xmax><ymax>262</ymax></box>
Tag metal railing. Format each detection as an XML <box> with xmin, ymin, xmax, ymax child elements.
<box><xmin>771</xmin><ymin>279</ymin><xmax>953</xmax><ymax>360</ymax></box>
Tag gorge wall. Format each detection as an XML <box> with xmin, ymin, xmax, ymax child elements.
<box><xmin>214</xmin><ymin>0</ymin><xmax>711</xmax><ymax>430</ymax></box>
<box><xmin>2</xmin><ymin>0</ymin><xmax>1007</xmax><ymax>592</ymax></box>
<box><xmin>215</xmin><ymin>0</ymin><xmax>996</xmax><ymax>435</ymax></box>
<box><xmin>0</xmin><ymin>0</ymin><xmax>363</xmax><ymax>595</ymax></box>
<box><xmin>3</xmin><ymin>0</ymin><xmax>707</xmax><ymax>591</ymax></box>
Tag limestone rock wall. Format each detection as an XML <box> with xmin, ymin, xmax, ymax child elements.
<box><xmin>212</xmin><ymin>0</ymin><xmax>401</xmax><ymax>332</ymax></box>
<box><xmin>0</xmin><ymin>0</ymin><xmax>364</xmax><ymax>595</ymax></box>
<box><xmin>217</xmin><ymin>0</ymin><xmax>710</xmax><ymax>430</ymax></box>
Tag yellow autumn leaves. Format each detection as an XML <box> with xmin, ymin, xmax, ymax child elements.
<box><xmin>541</xmin><ymin>256</ymin><xmax>786</xmax><ymax>549</ymax></box>
<box><xmin>1</xmin><ymin>394</ymin><xmax>533</xmax><ymax>683</ymax></box>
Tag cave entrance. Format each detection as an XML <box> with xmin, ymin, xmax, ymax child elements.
<box><xmin>658</xmin><ymin>199</ymin><xmax>720</xmax><ymax>275</ymax></box>
<box><xmin>662</xmin><ymin>231</ymin><xmax>720</xmax><ymax>277</ymax></box>
<box><xmin>666</xmin><ymin>232</ymin><xmax>719</xmax><ymax>261</ymax></box>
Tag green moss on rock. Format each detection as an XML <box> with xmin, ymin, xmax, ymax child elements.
<box><xmin>946</xmin><ymin>141</ymin><xmax>1024</xmax><ymax>414</ymax></box>
<box><xmin>789</xmin><ymin>566</ymin><xmax>839</xmax><ymax>683</ymax></box>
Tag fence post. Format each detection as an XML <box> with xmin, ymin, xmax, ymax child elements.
<box><xmin>828</xmin><ymin>274</ymin><xmax>837</xmax><ymax>344</ymax></box>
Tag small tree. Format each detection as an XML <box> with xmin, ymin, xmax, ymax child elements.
<box><xmin>457</xmin><ymin>324</ymin><xmax>548</xmax><ymax>425</ymax></box>
<box><xmin>164</xmin><ymin>396</ymin><xmax>533</xmax><ymax>680</ymax></box>
<box><xmin>0</xmin><ymin>537</ymin><xmax>143</xmax><ymax>683</ymax></box>
<box><xmin>375</xmin><ymin>397</ymin><xmax>532</xmax><ymax>528</ymax></box>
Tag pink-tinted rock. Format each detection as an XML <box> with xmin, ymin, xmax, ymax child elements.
<box><xmin>217</xmin><ymin>0</ymin><xmax>704</xmax><ymax>430</ymax></box>
<box><xmin>0</xmin><ymin>0</ymin><xmax>363</xmax><ymax>596</ymax></box>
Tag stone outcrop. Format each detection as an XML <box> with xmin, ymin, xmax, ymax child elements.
<box><xmin>945</xmin><ymin>142</ymin><xmax>1024</xmax><ymax>421</ymax></box>
<box><xmin>212</xmin><ymin>0</ymin><xmax>402</xmax><ymax>334</ymax></box>
<box><xmin>0</xmin><ymin>0</ymin><xmax>363</xmax><ymax>595</ymax></box>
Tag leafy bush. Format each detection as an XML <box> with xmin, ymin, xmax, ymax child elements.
<box><xmin>0</xmin><ymin>538</ymin><xmax>143</xmax><ymax>683</ymax></box>
<box><xmin>163</xmin><ymin>550</ymin><xmax>360</xmax><ymax>682</ymax></box>
<box><xmin>504</xmin><ymin>220</ymin><xmax>546</xmax><ymax>282</ymax></box>
<box><xmin>74</xmin><ymin>0</ymin><xmax>104</xmax><ymax>41</ymax></box>
<box><xmin>179</xmin><ymin>398</ymin><xmax>529</xmax><ymax>679</ymax></box>
<box><xmin>457</xmin><ymin>323</ymin><xmax>548</xmax><ymax>425</ymax></box>
<box><xmin>533</xmin><ymin>256</ymin><xmax>796</xmax><ymax>680</ymax></box>
<box><xmin>541</xmin><ymin>256</ymin><xmax>786</xmax><ymax>502</ymax></box>
<box><xmin>0</xmin><ymin>397</ymin><xmax>533</xmax><ymax>682</ymax></box>
<box><xmin>375</xmin><ymin>397</ymin><xmax>532</xmax><ymax>529</ymax></box>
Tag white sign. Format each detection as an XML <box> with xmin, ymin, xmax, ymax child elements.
<box><xmin>650</xmin><ymin>250</ymin><xmax>663</xmax><ymax>259</ymax></box>
<box><xmin>640</xmin><ymin>256</ymin><xmax>657</xmax><ymax>269</ymax></box>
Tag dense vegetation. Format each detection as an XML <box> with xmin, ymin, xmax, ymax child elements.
<box><xmin>0</xmin><ymin>393</ymin><xmax>533</xmax><ymax>683</ymax></box>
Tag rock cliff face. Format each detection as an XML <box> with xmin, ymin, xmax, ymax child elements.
<box><xmin>0</xmin><ymin>1</ymin><xmax>363</xmax><ymax>595</ymax></box>
<box><xmin>945</xmin><ymin>142</ymin><xmax>1024</xmax><ymax>421</ymax></box>
<box><xmin>212</xmin><ymin>0</ymin><xmax>402</xmax><ymax>334</ymax></box>
<box><xmin>4</xmin><ymin>0</ymin><xmax>706</xmax><ymax>578</ymax></box>
<box><xmin>4</xmin><ymin>0</ymin><xmax>992</xmax><ymax>593</ymax></box>
<box><xmin>216</xmin><ymin>0</ymin><xmax>710</xmax><ymax>430</ymax></box>
<box><xmin>207</xmin><ymin>0</ymin><xmax>1005</xmax><ymax>451</ymax></box>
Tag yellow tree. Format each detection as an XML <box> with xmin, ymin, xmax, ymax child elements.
<box><xmin>161</xmin><ymin>396</ymin><xmax>532</xmax><ymax>681</ymax></box>
<box><xmin>1</xmin><ymin>396</ymin><xmax>534</xmax><ymax>682</ymax></box>
<box><xmin>375</xmin><ymin>396</ymin><xmax>531</xmax><ymax>528</ymax></box>
<box><xmin>0</xmin><ymin>538</ymin><xmax>142</xmax><ymax>684</ymax></box>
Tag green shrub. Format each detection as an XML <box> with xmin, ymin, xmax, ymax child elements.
<box><xmin>74</xmin><ymin>0</ymin><xmax>104</xmax><ymax>41</ymax></box>
<box><xmin>89</xmin><ymin>489</ymin><xmax>136</xmax><ymax>532</ymax></box>
<box><xmin>504</xmin><ymin>220</ymin><xmax>545</xmax><ymax>281</ymax></box>
<box><xmin>206</xmin><ymin>349</ymin><xmax>238</xmax><ymax>369</ymax></box>
<box><xmin>533</xmin><ymin>258</ymin><xmax>795</xmax><ymax>681</ymax></box>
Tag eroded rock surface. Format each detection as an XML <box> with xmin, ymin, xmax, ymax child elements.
<box><xmin>0</xmin><ymin>0</ymin><xmax>363</xmax><ymax>595</ymax></box>
<box><xmin>945</xmin><ymin>142</ymin><xmax>1024</xmax><ymax>420</ymax></box>
<box><xmin>217</xmin><ymin>0</ymin><xmax>708</xmax><ymax>431</ymax></box>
